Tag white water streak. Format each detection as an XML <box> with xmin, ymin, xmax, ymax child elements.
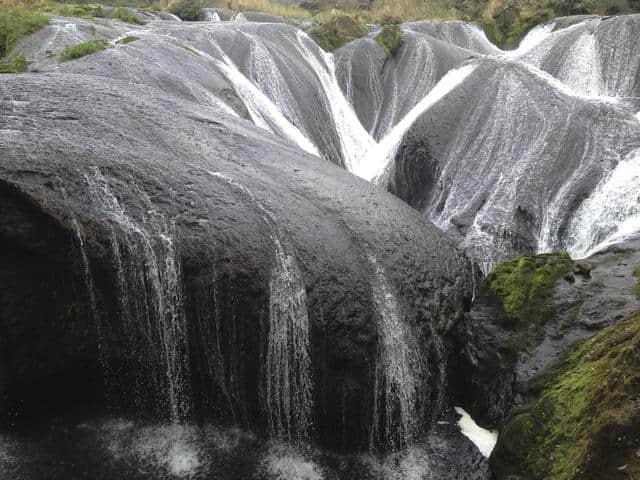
<box><xmin>454</xmin><ymin>407</ymin><xmax>497</xmax><ymax>458</ymax></box>
<box><xmin>367</xmin><ymin>64</ymin><xmax>476</xmax><ymax>183</ymax></box>
<box><xmin>566</xmin><ymin>149</ymin><xmax>640</xmax><ymax>258</ymax></box>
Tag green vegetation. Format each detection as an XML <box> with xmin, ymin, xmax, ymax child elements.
<box><xmin>114</xmin><ymin>6</ymin><xmax>142</xmax><ymax>24</ymax></box>
<box><xmin>116</xmin><ymin>35</ymin><xmax>140</xmax><ymax>44</ymax></box>
<box><xmin>491</xmin><ymin>311</ymin><xmax>640</xmax><ymax>480</ymax></box>
<box><xmin>60</xmin><ymin>39</ymin><xmax>108</xmax><ymax>61</ymax></box>
<box><xmin>375</xmin><ymin>23</ymin><xmax>401</xmax><ymax>56</ymax></box>
<box><xmin>633</xmin><ymin>266</ymin><xmax>640</xmax><ymax>299</ymax></box>
<box><xmin>0</xmin><ymin>53</ymin><xmax>28</xmax><ymax>73</ymax></box>
<box><xmin>0</xmin><ymin>5</ymin><xmax>50</xmax><ymax>59</ymax></box>
<box><xmin>39</xmin><ymin>3</ymin><xmax>104</xmax><ymax>19</ymax></box>
<box><xmin>309</xmin><ymin>12</ymin><xmax>367</xmax><ymax>51</ymax></box>
<box><xmin>486</xmin><ymin>251</ymin><xmax>574</xmax><ymax>330</ymax></box>
<box><xmin>169</xmin><ymin>0</ymin><xmax>204</xmax><ymax>20</ymax></box>
<box><xmin>482</xmin><ymin>252</ymin><xmax>576</xmax><ymax>358</ymax></box>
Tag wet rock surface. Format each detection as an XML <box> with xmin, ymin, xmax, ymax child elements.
<box><xmin>386</xmin><ymin>57</ymin><xmax>640</xmax><ymax>268</ymax></box>
<box><xmin>456</xmin><ymin>239</ymin><xmax>640</xmax><ymax>427</ymax></box>
<box><xmin>0</xmin><ymin>72</ymin><xmax>471</xmax><ymax>451</ymax></box>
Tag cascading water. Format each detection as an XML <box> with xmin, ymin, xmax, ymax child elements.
<box><xmin>85</xmin><ymin>167</ymin><xmax>191</xmax><ymax>422</ymax></box>
<box><xmin>208</xmin><ymin>171</ymin><xmax>313</xmax><ymax>441</ymax></box>
<box><xmin>368</xmin><ymin>64</ymin><xmax>476</xmax><ymax>182</ymax></box>
<box><xmin>556</xmin><ymin>31</ymin><xmax>604</xmax><ymax>97</ymax></box>
<box><xmin>204</xmin><ymin>9</ymin><xmax>221</xmax><ymax>22</ymax></box>
<box><xmin>565</xmin><ymin>149</ymin><xmax>640</xmax><ymax>258</ymax></box>
<box><xmin>368</xmin><ymin>254</ymin><xmax>422</xmax><ymax>450</ymax></box>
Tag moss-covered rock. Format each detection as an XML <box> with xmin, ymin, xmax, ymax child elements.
<box><xmin>169</xmin><ymin>0</ymin><xmax>204</xmax><ymax>21</ymax></box>
<box><xmin>0</xmin><ymin>5</ymin><xmax>50</xmax><ymax>59</ymax></box>
<box><xmin>485</xmin><ymin>251</ymin><xmax>574</xmax><ymax>332</ymax></box>
<box><xmin>60</xmin><ymin>39</ymin><xmax>108</xmax><ymax>62</ymax></box>
<box><xmin>309</xmin><ymin>13</ymin><xmax>367</xmax><ymax>51</ymax></box>
<box><xmin>633</xmin><ymin>266</ymin><xmax>640</xmax><ymax>299</ymax></box>
<box><xmin>375</xmin><ymin>24</ymin><xmax>401</xmax><ymax>57</ymax></box>
<box><xmin>491</xmin><ymin>311</ymin><xmax>640</xmax><ymax>480</ymax></box>
<box><xmin>0</xmin><ymin>53</ymin><xmax>28</xmax><ymax>73</ymax></box>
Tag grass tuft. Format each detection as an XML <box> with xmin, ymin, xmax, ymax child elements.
<box><xmin>114</xmin><ymin>6</ymin><xmax>142</xmax><ymax>24</ymax></box>
<box><xmin>309</xmin><ymin>12</ymin><xmax>367</xmax><ymax>51</ymax></box>
<box><xmin>116</xmin><ymin>35</ymin><xmax>140</xmax><ymax>44</ymax></box>
<box><xmin>0</xmin><ymin>5</ymin><xmax>50</xmax><ymax>59</ymax></box>
<box><xmin>0</xmin><ymin>53</ymin><xmax>29</xmax><ymax>73</ymax></box>
<box><xmin>60</xmin><ymin>39</ymin><xmax>108</xmax><ymax>61</ymax></box>
<box><xmin>375</xmin><ymin>23</ymin><xmax>401</xmax><ymax>56</ymax></box>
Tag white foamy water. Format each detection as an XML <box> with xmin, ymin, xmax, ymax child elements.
<box><xmin>361</xmin><ymin>446</ymin><xmax>434</xmax><ymax>480</ymax></box>
<box><xmin>454</xmin><ymin>407</ymin><xmax>497</xmax><ymax>458</ymax></box>
<box><xmin>263</xmin><ymin>444</ymin><xmax>323</xmax><ymax>480</ymax></box>
<box><xmin>566</xmin><ymin>149</ymin><xmax>640</xmax><ymax>258</ymax></box>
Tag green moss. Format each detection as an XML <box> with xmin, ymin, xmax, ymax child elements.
<box><xmin>60</xmin><ymin>39</ymin><xmax>108</xmax><ymax>62</ymax></box>
<box><xmin>114</xmin><ymin>7</ymin><xmax>142</xmax><ymax>24</ymax></box>
<box><xmin>116</xmin><ymin>35</ymin><xmax>140</xmax><ymax>44</ymax></box>
<box><xmin>169</xmin><ymin>0</ymin><xmax>204</xmax><ymax>21</ymax></box>
<box><xmin>0</xmin><ymin>6</ymin><xmax>50</xmax><ymax>59</ymax></box>
<box><xmin>492</xmin><ymin>311</ymin><xmax>640</xmax><ymax>480</ymax></box>
<box><xmin>375</xmin><ymin>24</ymin><xmax>401</xmax><ymax>57</ymax></box>
<box><xmin>309</xmin><ymin>13</ymin><xmax>367</xmax><ymax>52</ymax></box>
<box><xmin>0</xmin><ymin>53</ymin><xmax>28</xmax><ymax>73</ymax></box>
<box><xmin>633</xmin><ymin>266</ymin><xmax>640</xmax><ymax>299</ymax></box>
<box><xmin>486</xmin><ymin>251</ymin><xmax>574</xmax><ymax>329</ymax></box>
<box><xmin>39</xmin><ymin>3</ymin><xmax>104</xmax><ymax>19</ymax></box>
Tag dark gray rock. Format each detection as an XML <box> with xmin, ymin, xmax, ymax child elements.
<box><xmin>455</xmin><ymin>239</ymin><xmax>640</xmax><ymax>427</ymax></box>
<box><xmin>0</xmin><ymin>72</ymin><xmax>471</xmax><ymax>451</ymax></box>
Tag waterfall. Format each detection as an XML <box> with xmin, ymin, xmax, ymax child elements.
<box><xmin>85</xmin><ymin>168</ymin><xmax>191</xmax><ymax>422</ymax></box>
<box><xmin>368</xmin><ymin>254</ymin><xmax>422</xmax><ymax>450</ymax></box>
<box><xmin>367</xmin><ymin>64</ymin><xmax>476</xmax><ymax>182</ymax></box>
<box><xmin>204</xmin><ymin>9</ymin><xmax>221</xmax><ymax>22</ymax></box>
<box><xmin>502</xmin><ymin>22</ymin><xmax>556</xmax><ymax>58</ymax></box>
<box><xmin>294</xmin><ymin>31</ymin><xmax>377</xmax><ymax>173</ymax></box>
<box><xmin>556</xmin><ymin>32</ymin><xmax>604</xmax><ymax>97</ymax></box>
<box><xmin>208</xmin><ymin>171</ymin><xmax>312</xmax><ymax>441</ymax></box>
<box><xmin>266</xmin><ymin>243</ymin><xmax>313</xmax><ymax>441</ymax></box>
<box><xmin>565</xmin><ymin>149</ymin><xmax>640</xmax><ymax>258</ymax></box>
<box><xmin>203</xmin><ymin>40</ymin><xmax>320</xmax><ymax>157</ymax></box>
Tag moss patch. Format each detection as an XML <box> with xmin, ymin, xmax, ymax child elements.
<box><xmin>633</xmin><ymin>266</ymin><xmax>640</xmax><ymax>300</ymax></box>
<box><xmin>309</xmin><ymin>13</ymin><xmax>367</xmax><ymax>52</ymax></box>
<box><xmin>486</xmin><ymin>251</ymin><xmax>574</xmax><ymax>329</ymax></box>
<box><xmin>0</xmin><ymin>53</ymin><xmax>28</xmax><ymax>73</ymax></box>
<box><xmin>169</xmin><ymin>0</ymin><xmax>204</xmax><ymax>21</ymax></box>
<box><xmin>491</xmin><ymin>311</ymin><xmax>640</xmax><ymax>480</ymax></box>
<box><xmin>114</xmin><ymin>6</ymin><xmax>142</xmax><ymax>24</ymax></box>
<box><xmin>0</xmin><ymin>6</ymin><xmax>50</xmax><ymax>59</ymax></box>
<box><xmin>60</xmin><ymin>39</ymin><xmax>108</xmax><ymax>61</ymax></box>
<box><xmin>116</xmin><ymin>35</ymin><xmax>140</xmax><ymax>44</ymax></box>
<box><xmin>375</xmin><ymin>24</ymin><xmax>401</xmax><ymax>57</ymax></box>
<box><xmin>39</xmin><ymin>3</ymin><xmax>104</xmax><ymax>19</ymax></box>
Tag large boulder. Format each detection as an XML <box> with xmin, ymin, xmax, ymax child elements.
<box><xmin>0</xmin><ymin>71</ymin><xmax>471</xmax><ymax>451</ymax></box>
<box><xmin>453</xmin><ymin>240</ymin><xmax>640</xmax><ymax>428</ymax></box>
<box><xmin>335</xmin><ymin>30</ymin><xmax>474</xmax><ymax>139</ymax></box>
<box><xmin>384</xmin><ymin>57</ymin><xmax>640</xmax><ymax>269</ymax></box>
